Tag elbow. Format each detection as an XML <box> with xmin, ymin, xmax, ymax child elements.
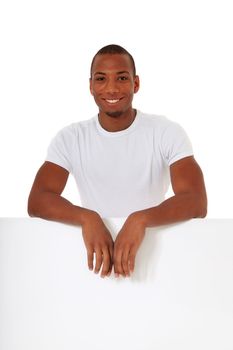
<box><xmin>27</xmin><ymin>194</ymin><xmax>40</xmax><ymax>218</ymax></box>
<box><xmin>198</xmin><ymin>206</ymin><xmax>207</xmax><ymax>218</ymax></box>
<box><xmin>27</xmin><ymin>191</ymin><xmax>55</xmax><ymax>220</ymax></box>
<box><xmin>27</xmin><ymin>207</ymin><xmax>35</xmax><ymax>218</ymax></box>
<box><xmin>195</xmin><ymin>194</ymin><xmax>208</xmax><ymax>218</ymax></box>
<box><xmin>27</xmin><ymin>198</ymin><xmax>35</xmax><ymax>217</ymax></box>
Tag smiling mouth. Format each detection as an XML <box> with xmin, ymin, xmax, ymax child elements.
<box><xmin>104</xmin><ymin>98</ymin><xmax>123</xmax><ymax>104</ymax></box>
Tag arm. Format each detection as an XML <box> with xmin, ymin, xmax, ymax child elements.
<box><xmin>28</xmin><ymin>161</ymin><xmax>114</xmax><ymax>277</ymax></box>
<box><xmin>113</xmin><ymin>156</ymin><xmax>207</xmax><ymax>277</ymax></box>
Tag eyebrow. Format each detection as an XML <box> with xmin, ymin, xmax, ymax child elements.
<box><xmin>94</xmin><ymin>72</ymin><xmax>106</xmax><ymax>76</ymax></box>
<box><xmin>117</xmin><ymin>71</ymin><xmax>130</xmax><ymax>75</ymax></box>
<box><xmin>94</xmin><ymin>70</ymin><xmax>130</xmax><ymax>76</ymax></box>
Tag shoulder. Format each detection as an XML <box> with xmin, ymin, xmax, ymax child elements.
<box><xmin>54</xmin><ymin>117</ymin><xmax>96</xmax><ymax>139</ymax></box>
<box><xmin>138</xmin><ymin>111</ymin><xmax>178</xmax><ymax>134</ymax></box>
<box><xmin>138</xmin><ymin>111</ymin><xmax>192</xmax><ymax>151</ymax></box>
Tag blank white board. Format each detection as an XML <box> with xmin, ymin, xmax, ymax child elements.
<box><xmin>0</xmin><ymin>218</ymin><xmax>233</xmax><ymax>349</ymax></box>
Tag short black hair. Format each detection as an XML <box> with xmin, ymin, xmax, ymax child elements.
<box><xmin>90</xmin><ymin>44</ymin><xmax>136</xmax><ymax>78</ymax></box>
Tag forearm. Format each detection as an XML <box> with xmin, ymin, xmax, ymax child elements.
<box><xmin>133</xmin><ymin>192</ymin><xmax>207</xmax><ymax>228</ymax></box>
<box><xmin>28</xmin><ymin>191</ymin><xmax>95</xmax><ymax>226</ymax></box>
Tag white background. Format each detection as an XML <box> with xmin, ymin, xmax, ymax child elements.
<box><xmin>0</xmin><ymin>0</ymin><xmax>232</xmax><ymax>217</ymax></box>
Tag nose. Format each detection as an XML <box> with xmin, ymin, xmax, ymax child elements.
<box><xmin>105</xmin><ymin>77</ymin><xmax>120</xmax><ymax>93</ymax></box>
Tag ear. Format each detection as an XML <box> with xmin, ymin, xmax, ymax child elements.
<box><xmin>134</xmin><ymin>75</ymin><xmax>140</xmax><ymax>93</ymax></box>
<box><xmin>89</xmin><ymin>78</ymin><xmax>94</xmax><ymax>95</ymax></box>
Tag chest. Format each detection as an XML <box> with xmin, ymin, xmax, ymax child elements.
<box><xmin>77</xmin><ymin>131</ymin><xmax>163</xmax><ymax>183</ymax></box>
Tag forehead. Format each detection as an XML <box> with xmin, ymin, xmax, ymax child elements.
<box><xmin>91</xmin><ymin>54</ymin><xmax>134</xmax><ymax>75</ymax></box>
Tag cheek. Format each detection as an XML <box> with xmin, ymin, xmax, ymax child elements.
<box><xmin>90</xmin><ymin>81</ymin><xmax>100</xmax><ymax>96</ymax></box>
<box><xmin>92</xmin><ymin>94</ymin><xmax>102</xmax><ymax>107</ymax></box>
<box><xmin>128</xmin><ymin>89</ymin><xmax>135</xmax><ymax>99</ymax></box>
<box><xmin>90</xmin><ymin>87</ymin><xmax>97</xmax><ymax>98</ymax></box>
<box><xmin>91</xmin><ymin>85</ymin><xmax>103</xmax><ymax>96</ymax></box>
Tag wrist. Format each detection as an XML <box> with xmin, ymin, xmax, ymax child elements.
<box><xmin>78</xmin><ymin>207</ymin><xmax>100</xmax><ymax>226</ymax></box>
<box><xmin>128</xmin><ymin>210</ymin><xmax>148</xmax><ymax>229</ymax></box>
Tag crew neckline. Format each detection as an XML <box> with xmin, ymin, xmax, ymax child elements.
<box><xmin>95</xmin><ymin>110</ymin><xmax>141</xmax><ymax>137</ymax></box>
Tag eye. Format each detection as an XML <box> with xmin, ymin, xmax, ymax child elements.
<box><xmin>118</xmin><ymin>76</ymin><xmax>128</xmax><ymax>81</ymax></box>
<box><xmin>95</xmin><ymin>76</ymin><xmax>105</xmax><ymax>81</ymax></box>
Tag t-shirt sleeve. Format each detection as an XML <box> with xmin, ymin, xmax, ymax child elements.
<box><xmin>161</xmin><ymin>121</ymin><xmax>193</xmax><ymax>166</ymax></box>
<box><xmin>45</xmin><ymin>125</ymin><xmax>75</xmax><ymax>173</ymax></box>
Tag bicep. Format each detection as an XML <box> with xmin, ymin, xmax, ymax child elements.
<box><xmin>170</xmin><ymin>156</ymin><xmax>206</xmax><ymax>196</ymax></box>
<box><xmin>30</xmin><ymin>161</ymin><xmax>69</xmax><ymax>195</ymax></box>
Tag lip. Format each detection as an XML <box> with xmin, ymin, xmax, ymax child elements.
<box><xmin>102</xmin><ymin>97</ymin><xmax>124</xmax><ymax>105</ymax></box>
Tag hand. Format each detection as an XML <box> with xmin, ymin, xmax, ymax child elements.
<box><xmin>113</xmin><ymin>212</ymin><xmax>146</xmax><ymax>277</ymax></box>
<box><xmin>81</xmin><ymin>210</ymin><xmax>114</xmax><ymax>278</ymax></box>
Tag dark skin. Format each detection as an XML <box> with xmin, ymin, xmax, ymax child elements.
<box><xmin>28</xmin><ymin>53</ymin><xmax>207</xmax><ymax>278</ymax></box>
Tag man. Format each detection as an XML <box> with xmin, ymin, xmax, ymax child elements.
<box><xmin>28</xmin><ymin>44</ymin><xmax>207</xmax><ymax>278</ymax></box>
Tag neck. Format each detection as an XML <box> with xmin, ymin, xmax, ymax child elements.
<box><xmin>98</xmin><ymin>108</ymin><xmax>137</xmax><ymax>132</ymax></box>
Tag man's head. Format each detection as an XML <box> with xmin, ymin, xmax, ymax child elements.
<box><xmin>90</xmin><ymin>44</ymin><xmax>139</xmax><ymax>118</ymax></box>
<box><xmin>90</xmin><ymin>44</ymin><xmax>136</xmax><ymax>78</ymax></box>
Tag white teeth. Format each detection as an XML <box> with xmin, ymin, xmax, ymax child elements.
<box><xmin>105</xmin><ymin>99</ymin><xmax>120</xmax><ymax>104</ymax></box>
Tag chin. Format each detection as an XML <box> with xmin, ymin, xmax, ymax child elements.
<box><xmin>106</xmin><ymin>110</ymin><xmax>123</xmax><ymax>118</ymax></box>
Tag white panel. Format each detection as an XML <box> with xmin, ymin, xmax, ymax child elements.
<box><xmin>0</xmin><ymin>218</ymin><xmax>233</xmax><ymax>349</ymax></box>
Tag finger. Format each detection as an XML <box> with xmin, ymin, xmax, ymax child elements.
<box><xmin>107</xmin><ymin>244</ymin><xmax>114</xmax><ymax>276</ymax></box>
<box><xmin>109</xmin><ymin>243</ymin><xmax>114</xmax><ymax>261</ymax></box>
<box><xmin>113</xmin><ymin>247</ymin><xmax>124</xmax><ymax>277</ymax></box>
<box><xmin>122</xmin><ymin>247</ymin><xmax>130</xmax><ymax>277</ymax></box>
<box><xmin>128</xmin><ymin>249</ymin><xmax>136</xmax><ymax>274</ymax></box>
<box><xmin>94</xmin><ymin>248</ymin><xmax>103</xmax><ymax>274</ymax></box>
<box><xmin>87</xmin><ymin>248</ymin><xmax>94</xmax><ymax>271</ymax></box>
<box><xmin>100</xmin><ymin>247</ymin><xmax>111</xmax><ymax>278</ymax></box>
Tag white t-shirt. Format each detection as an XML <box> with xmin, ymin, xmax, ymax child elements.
<box><xmin>46</xmin><ymin>110</ymin><xmax>193</xmax><ymax>217</ymax></box>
